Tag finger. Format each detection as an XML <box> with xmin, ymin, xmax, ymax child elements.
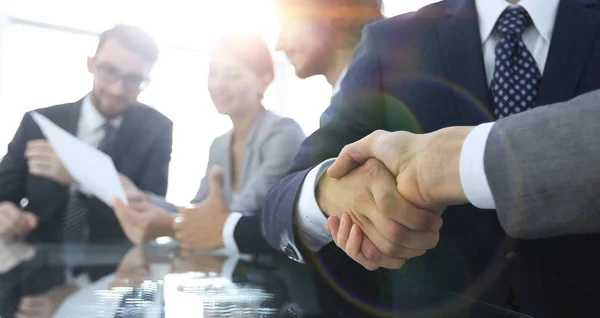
<box><xmin>207</xmin><ymin>165</ymin><xmax>225</xmax><ymax>198</ymax></box>
<box><xmin>13</xmin><ymin>212</ymin><xmax>32</xmax><ymax>236</ymax></box>
<box><xmin>112</xmin><ymin>198</ymin><xmax>125</xmax><ymax>211</ymax></box>
<box><xmin>129</xmin><ymin>202</ymin><xmax>153</xmax><ymax>211</ymax></box>
<box><xmin>28</xmin><ymin>164</ymin><xmax>51</xmax><ymax>177</ymax></box>
<box><xmin>22</xmin><ymin>212</ymin><xmax>38</xmax><ymax>230</ymax></box>
<box><xmin>328</xmin><ymin>216</ymin><xmax>340</xmax><ymax>240</ymax></box>
<box><xmin>346</xmin><ymin>224</ymin><xmax>363</xmax><ymax>258</ymax></box>
<box><xmin>19</xmin><ymin>296</ymin><xmax>41</xmax><ymax>308</ymax></box>
<box><xmin>26</xmin><ymin>139</ymin><xmax>51</xmax><ymax>149</ymax></box>
<box><xmin>327</xmin><ymin>134</ymin><xmax>379</xmax><ymax>179</ymax></box>
<box><xmin>27</xmin><ymin>159</ymin><xmax>52</xmax><ymax>169</ymax></box>
<box><xmin>331</xmin><ymin>217</ymin><xmax>379</xmax><ymax>271</ymax></box>
<box><xmin>336</xmin><ymin>213</ymin><xmax>352</xmax><ymax>250</ymax></box>
<box><xmin>361</xmin><ymin>236</ymin><xmax>407</xmax><ymax>270</ymax></box>
<box><xmin>24</xmin><ymin>150</ymin><xmax>54</xmax><ymax>163</ymax></box>
<box><xmin>344</xmin><ymin>225</ymin><xmax>380</xmax><ymax>271</ymax></box>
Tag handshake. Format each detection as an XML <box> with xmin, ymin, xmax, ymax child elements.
<box><xmin>319</xmin><ymin>127</ymin><xmax>473</xmax><ymax>271</ymax></box>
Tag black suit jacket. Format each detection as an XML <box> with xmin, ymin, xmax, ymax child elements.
<box><xmin>261</xmin><ymin>0</ymin><xmax>600</xmax><ymax>316</ymax></box>
<box><xmin>0</xmin><ymin>97</ymin><xmax>173</xmax><ymax>244</ymax></box>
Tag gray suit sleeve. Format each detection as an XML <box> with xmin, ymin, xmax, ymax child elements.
<box><xmin>230</xmin><ymin>118</ymin><xmax>305</xmax><ymax>212</ymax></box>
<box><xmin>484</xmin><ymin>90</ymin><xmax>600</xmax><ymax>239</ymax></box>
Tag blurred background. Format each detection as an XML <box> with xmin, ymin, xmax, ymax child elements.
<box><xmin>0</xmin><ymin>0</ymin><xmax>437</xmax><ymax>204</ymax></box>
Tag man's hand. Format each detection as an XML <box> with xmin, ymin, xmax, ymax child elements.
<box><xmin>0</xmin><ymin>239</ymin><xmax>36</xmax><ymax>273</ymax></box>
<box><xmin>0</xmin><ymin>202</ymin><xmax>38</xmax><ymax>238</ymax></box>
<box><xmin>173</xmin><ymin>166</ymin><xmax>229</xmax><ymax>251</ymax></box>
<box><xmin>119</xmin><ymin>174</ymin><xmax>149</xmax><ymax>203</ymax></box>
<box><xmin>112</xmin><ymin>199</ymin><xmax>175</xmax><ymax>245</ymax></box>
<box><xmin>25</xmin><ymin>140</ymin><xmax>75</xmax><ymax>185</ymax></box>
<box><xmin>325</xmin><ymin>128</ymin><xmax>473</xmax><ymax>270</ymax></box>
<box><xmin>325</xmin><ymin>213</ymin><xmax>409</xmax><ymax>270</ymax></box>
<box><xmin>328</xmin><ymin>128</ymin><xmax>474</xmax><ymax>209</ymax></box>
<box><xmin>316</xmin><ymin>158</ymin><xmax>442</xmax><ymax>268</ymax></box>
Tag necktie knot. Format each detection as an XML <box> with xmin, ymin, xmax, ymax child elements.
<box><xmin>495</xmin><ymin>6</ymin><xmax>532</xmax><ymax>37</ymax></box>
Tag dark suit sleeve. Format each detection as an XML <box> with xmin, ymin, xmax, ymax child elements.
<box><xmin>261</xmin><ymin>25</ymin><xmax>387</xmax><ymax>260</ymax></box>
<box><xmin>234</xmin><ymin>214</ymin><xmax>278</xmax><ymax>254</ymax></box>
<box><xmin>136</xmin><ymin>119</ymin><xmax>173</xmax><ymax>196</ymax></box>
<box><xmin>0</xmin><ymin>113</ymin><xmax>31</xmax><ymax>204</ymax></box>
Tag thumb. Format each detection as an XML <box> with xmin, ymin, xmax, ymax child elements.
<box><xmin>208</xmin><ymin>165</ymin><xmax>225</xmax><ymax>197</ymax></box>
<box><xmin>22</xmin><ymin>211</ymin><xmax>38</xmax><ymax>229</ymax></box>
<box><xmin>327</xmin><ymin>132</ymin><xmax>381</xmax><ymax>178</ymax></box>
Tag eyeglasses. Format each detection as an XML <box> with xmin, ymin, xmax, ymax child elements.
<box><xmin>93</xmin><ymin>62</ymin><xmax>151</xmax><ymax>92</ymax></box>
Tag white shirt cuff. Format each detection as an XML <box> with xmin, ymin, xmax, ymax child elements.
<box><xmin>222</xmin><ymin>212</ymin><xmax>243</xmax><ymax>253</ymax></box>
<box><xmin>460</xmin><ymin>123</ymin><xmax>496</xmax><ymax>209</ymax></box>
<box><xmin>294</xmin><ymin>158</ymin><xmax>336</xmax><ymax>252</ymax></box>
<box><xmin>220</xmin><ymin>256</ymin><xmax>239</xmax><ymax>280</ymax></box>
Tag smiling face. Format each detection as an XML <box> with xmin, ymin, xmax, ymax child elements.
<box><xmin>207</xmin><ymin>35</ymin><xmax>274</xmax><ymax>118</ymax></box>
<box><xmin>88</xmin><ymin>39</ymin><xmax>153</xmax><ymax>118</ymax></box>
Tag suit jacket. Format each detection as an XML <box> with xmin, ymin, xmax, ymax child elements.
<box><xmin>486</xmin><ymin>89</ymin><xmax>600</xmax><ymax>239</ymax></box>
<box><xmin>261</xmin><ymin>0</ymin><xmax>600</xmax><ymax>316</ymax></box>
<box><xmin>0</xmin><ymin>97</ymin><xmax>173</xmax><ymax>244</ymax></box>
<box><xmin>150</xmin><ymin>109</ymin><xmax>305</xmax><ymax>253</ymax></box>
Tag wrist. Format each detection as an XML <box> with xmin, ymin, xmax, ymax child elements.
<box><xmin>154</xmin><ymin>213</ymin><xmax>176</xmax><ymax>239</ymax></box>
<box><xmin>315</xmin><ymin>173</ymin><xmax>334</xmax><ymax>217</ymax></box>
<box><xmin>216</xmin><ymin>212</ymin><xmax>228</xmax><ymax>248</ymax></box>
<box><xmin>432</xmin><ymin>127</ymin><xmax>473</xmax><ymax>205</ymax></box>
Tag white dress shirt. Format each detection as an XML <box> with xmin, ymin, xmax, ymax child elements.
<box><xmin>73</xmin><ymin>96</ymin><xmax>122</xmax><ymax>196</ymax></box>
<box><xmin>461</xmin><ymin>0</ymin><xmax>558</xmax><ymax>208</ymax></box>
<box><xmin>296</xmin><ymin>0</ymin><xmax>560</xmax><ymax>253</ymax></box>
<box><xmin>77</xmin><ymin>95</ymin><xmax>123</xmax><ymax>146</ymax></box>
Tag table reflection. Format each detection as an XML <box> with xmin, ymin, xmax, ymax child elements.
<box><xmin>0</xmin><ymin>239</ymin><xmax>532</xmax><ymax>318</ymax></box>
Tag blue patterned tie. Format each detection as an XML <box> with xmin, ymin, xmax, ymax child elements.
<box><xmin>491</xmin><ymin>6</ymin><xmax>541</xmax><ymax>118</ymax></box>
<box><xmin>62</xmin><ymin>123</ymin><xmax>117</xmax><ymax>242</ymax></box>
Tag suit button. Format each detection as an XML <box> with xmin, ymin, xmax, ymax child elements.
<box><xmin>284</xmin><ymin>244</ymin><xmax>298</xmax><ymax>261</ymax></box>
<box><xmin>505</xmin><ymin>251</ymin><xmax>521</xmax><ymax>268</ymax></box>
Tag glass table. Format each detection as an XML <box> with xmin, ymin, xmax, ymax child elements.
<box><xmin>0</xmin><ymin>239</ymin><xmax>532</xmax><ymax>317</ymax></box>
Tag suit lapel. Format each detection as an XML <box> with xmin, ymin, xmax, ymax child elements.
<box><xmin>536</xmin><ymin>0</ymin><xmax>600</xmax><ymax>106</ymax></box>
<box><xmin>109</xmin><ymin>104</ymin><xmax>141</xmax><ymax>164</ymax></box>
<box><xmin>437</xmin><ymin>0</ymin><xmax>494</xmax><ymax>124</ymax></box>
<box><xmin>239</xmin><ymin>110</ymin><xmax>266</xmax><ymax>189</ymax></box>
<box><xmin>62</xmin><ymin>98</ymin><xmax>83</xmax><ymax>136</ymax></box>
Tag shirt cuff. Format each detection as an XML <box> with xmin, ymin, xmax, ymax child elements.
<box><xmin>222</xmin><ymin>212</ymin><xmax>243</xmax><ymax>253</ymax></box>
<box><xmin>294</xmin><ymin>158</ymin><xmax>336</xmax><ymax>252</ymax></box>
<box><xmin>460</xmin><ymin>122</ymin><xmax>496</xmax><ymax>209</ymax></box>
<box><xmin>220</xmin><ymin>256</ymin><xmax>239</xmax><ymax>280</ymax></box>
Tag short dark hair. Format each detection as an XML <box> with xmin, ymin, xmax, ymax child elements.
<box><xmin>276</xmin><ymin>0</ymin><xmax>383</xmax><ymax>46</ymax></box>
<box><xmin>211</xmin><ymin>34</ymin><xmax>275</xmax><ymax>82</ymax></box>
<box><xmin>95</xmin><ymin>24</ymin><xmax>159</xmax><ymax>63</ymax></box>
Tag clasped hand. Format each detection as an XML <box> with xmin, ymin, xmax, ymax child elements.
<box><xmin>321</xmin><ymin>128</ymin><xmax>472</xmax><ymax>270</ymax></box>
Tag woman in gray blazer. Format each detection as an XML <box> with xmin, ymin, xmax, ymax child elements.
<box><xmin>116</xmin><ymin>34</ymin><xmax>305</xmax><ymax>250</ymax></box>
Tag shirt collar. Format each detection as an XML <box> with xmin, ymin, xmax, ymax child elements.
<box><xmin>80</xmin><ymin>95</ymin><xmax>123</xmax><ymax>134</ymax></box>
<box><xmin>475</xmin><ymin>0</ymin><xmax>560</xmax><ymax>44</ymax></box>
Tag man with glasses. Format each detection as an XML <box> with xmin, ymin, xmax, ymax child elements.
<box><xmin>0</xmin><ymin>24</ymin><xmax>173</xmax><ymax>245</ymax></box>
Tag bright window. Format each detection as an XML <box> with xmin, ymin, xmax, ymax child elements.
<box><xmin>0</xmin><ymin>0</ymin><xmax>437</xmax><ymax>204</ymax></box>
